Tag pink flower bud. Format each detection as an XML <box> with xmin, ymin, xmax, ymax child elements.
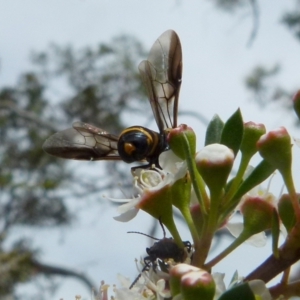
<box><xmin>241</xmin><ymin>197</ymin><xmax>274</xmax><ymax>235</ymax></box>
<box><xmin>181</xmin><ymin>269</ymin><xmax>215</xmax><ymax>300</ymax></box>
<box><xmin>240</xmin><ymin>122</ymin><xmax>266</xmax><ymax>157</ymax></box>
<box><xmin>256</xmin><ymin>127</ymin><xmax>292</xmax><ymax>174</ymax></box>
<box><xmin>167</xmin><ymin>124</ymin><xmax>196</xmax><ymax>160</ymax></box>
<box><xmin>196</xmin><ymin>144</ymin><xmax>234</xmax><ymax>191</ymax></box>
<box><xmin>169</xmin><ymin>264</ymin><xmax>201</xmax><ymax>296</ymax></box>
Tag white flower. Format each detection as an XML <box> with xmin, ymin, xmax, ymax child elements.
<box><xmin>212</xmin><ymin>272</ymin><xmax>226</xmax><ymax>300</ymax></box>
<box><xmin>114</xmin><ymin>270</ymin><xmax>170</xmax><ymax>300</ymax></box>
<box><xmin>113</xmin><ymin>287</ymin><xmax>153</xmax><ymax>300</ymax></box>
<box><xmin>92</xmin><ymin>280</ymin><xmax>110</xmax><ymax>300</ymax></box>
<box><xmin>248</xmin><ymin>280</ymin><xmax>272</xmax><ymax>300</ymax></box>
<box><xmin>226</xmin><ymin>222</ymin><xmax>267</xmax><ymax>247</ymax></box>
<box><xmin>110</xmin><ymin>150</ymin><xmax>187</xmax><ymax>222</ymax></box>
<box><xmin>217</xmin><ymin>272</ymin><xmax>271</xmax><ymax>300</ymax></box>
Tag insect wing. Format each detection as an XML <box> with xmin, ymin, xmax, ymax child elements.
<box><xmin>42</xmin><ymin>121</ymin><xmax>120</xmax><ymax>161</ymax></box>
<box><xmin>139</xmin><ymin>30</ymin><xmax>182</xmax><ymax>132</ymax></box>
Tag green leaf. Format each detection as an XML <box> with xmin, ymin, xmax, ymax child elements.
<box><xmin>220</xmin><ymin>108</ymin><xmax>244</xmax><ymax>156</ymax></box>
<box><xmin>224</xmin><ymin>159</ymin><xmax>276</xmax><ymax>215</ymax></box>
<box><xmin>234</xmin><ymin>159</ymin><xmax>276</xmax><ymax>200</ymax></box>
<box><xmin>218</xmin><ymin>283</ymin><xmax>255</xmax><ymax>300</ymax></box>
<box><xmin>205</xmin><ymin>114</ymin><xmax>224</xmax><ymax>145</ymax></box>
<box><xmin>229</xmin><ymin>270</ymin><xmax>239</xmax><ymax>286</ymax></box>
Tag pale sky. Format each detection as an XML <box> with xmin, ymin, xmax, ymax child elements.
<box><xmin>1</xmin><ymin>1</ymin><xmax>300</xmax><ymax>299</ymax></box>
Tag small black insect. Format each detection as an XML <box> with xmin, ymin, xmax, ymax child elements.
<box><xmin>42</xmin><ymin>30</ymin><xmax>182</xmax><ymax>169</ymax></box>
<box><xmin>128</xmin><ymin>221</ymin><xmax>191</xmax><ymax>289</ymax></box>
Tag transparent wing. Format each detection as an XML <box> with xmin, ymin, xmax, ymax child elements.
<box><xmin>42</xmin><ymin>121</ymin><xmax>120</xmax><ymax>161</ymax></box>
<box><xmin>139</xmin><ymin>30</ymin><xmax>182</xmax><ymax>132</ymax></box>
<box><xmin>294</xmin><ymin>138</ymin><xmax>300</xmax><ymax>148</ymax></box>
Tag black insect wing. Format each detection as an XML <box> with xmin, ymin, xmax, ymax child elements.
<box><xmin>42</xmin><ymin>122</ymin><xmax>120</xmax><ymax>161</ymax></box>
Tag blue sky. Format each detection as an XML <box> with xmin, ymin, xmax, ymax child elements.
<box><xmin>1</xmin><ymin>1</ymin><xmax>300</xmax><ymax>299</ymax></box>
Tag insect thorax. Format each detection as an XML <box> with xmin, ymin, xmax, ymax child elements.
<box><xmin>117</xmin><ymin>126</ymin><xmax>166</xmax><ymax>164</ymax></box>
<box><xmin>147</xmin><ymin>238</ymin><xmax>182</xmax><ymax>261</ymax></box>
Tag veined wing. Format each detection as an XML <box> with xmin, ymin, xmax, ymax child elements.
<box><xmin>42</xmin><ymin>121</ymin><xmax>120</xmax><ymax>161</ymax></box>
<box><xmin>139</xmin><ymin>30</ymin><xmax>182</xmax><ymax>132</ymax></box>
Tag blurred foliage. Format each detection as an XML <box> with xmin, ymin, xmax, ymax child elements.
<box><xmin>211</xmin><ymin>0</ymin><xmax>248</xmax><ymax>12</ymax></box>
<box><xmin>212</xmin><ymin>0</ymin><xmax>300</xmax><ymax>115</ymax></box>
<box><xmin>0</xmin><ymin>242</ymin><xmax>35</xmax><ymax>296</ymax></box>
<box><xmin>0</xmin><ymin>34</ymin><xmax>147</xmax><ymax>297</ymax></box>
<box><xmin>282</xmin><ymin>7</ymin><xmax>300</xmax><ymax>40</ymax></box>
<box><xmin>244</xmin><ymin>64</ymin><xmax>293</xmax><ymax>109</ymax></box>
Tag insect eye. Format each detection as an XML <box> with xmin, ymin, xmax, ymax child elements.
<box><xmin>118</xmin><ymin>128</ymin><xmax>153</xmax><ymax>163</ymax></box>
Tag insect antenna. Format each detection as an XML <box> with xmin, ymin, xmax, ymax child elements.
<box><xmin>127</xmin><ymin>231</ymin><xmax>160</xmax><ymax>241</ymax></box>
<box><xmin>127</xmin><ymin>217</ymin><xmax>167</xmax><ymax>240</ymax></box>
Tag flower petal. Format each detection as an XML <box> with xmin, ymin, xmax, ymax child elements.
<box><xmin>226</xmin><ymin>222</ymin><xmax>267</xmax><ymax>247</ymax></box>
<box><xmin>114</xmin><ymin>207</ymin><xmax>139</xmax><ymax>222</ymax></box>
<box><xmin>159</xmin><ymin>150</ymin><xmax>182</xmax><ymax>171</ymax></box>
<box><xmin>249</xmin><ymin>280</ymin><xmax>272</xmax><ymax>300</ymax></box>
<box><xmin>226</xmin><ymin>222</ymin><xmax>243</xmax><ymax>237</ymax></box>
<box><xmin>117</xmin><ymin>273</ymin><xmax>132</xmax><ymax>288</ymax></box>
<box><xmin>246</xmin><ymin>232</ymin><xmax>267</xmax><ymax>247</ymax></box>
<box><xmin>117</xmin><ymin>199</ymin><xmax>140</xmax><ymax>214</ymax></box>
<box><xmin>212</xmin><ymin>272</ymin><xmax>226</xmax><ymax>300</ymax></box>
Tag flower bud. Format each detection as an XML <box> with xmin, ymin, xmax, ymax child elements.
<box><xmin>196</xmin><ymin>144</ymin><xmax>234</xmax><ymax>191</ymax></box>
<box><xmin>167</xmin><ymin>124</ymin><xmax>196</xmax><ymax>160</ymax></box>
<box><xmin>181</xmin><ymin>269</ymin><xmax>216</xmax><ymax>300</ymax></box>
<box><xmin>240</xmin><ymin>122</ymin><xmax>266</xmax><ymax>158</ymax></box>
<box><xmin>169</xmin><ymin>264</ymin><xmax>201</xmax><ymax>296</ymax></box>
<box><xmin>256</xmin><ymin>127</ymin><xmax>292</xmax><ymax>175</ymax></box>
<box><xmin>240</xmin><ymin>197</ymin><xmax>274</xmax><ymax>235</ymax></box>
<box><xmin>278</xmin><ymin>193</ymin><xmax>298</xmax><ymax>232</ymax></box>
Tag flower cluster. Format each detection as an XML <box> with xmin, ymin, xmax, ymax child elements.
<box><xmin>101</xmin><ymin>101</ymin><xmax>300</xmax><ymax>300</ymax></box>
